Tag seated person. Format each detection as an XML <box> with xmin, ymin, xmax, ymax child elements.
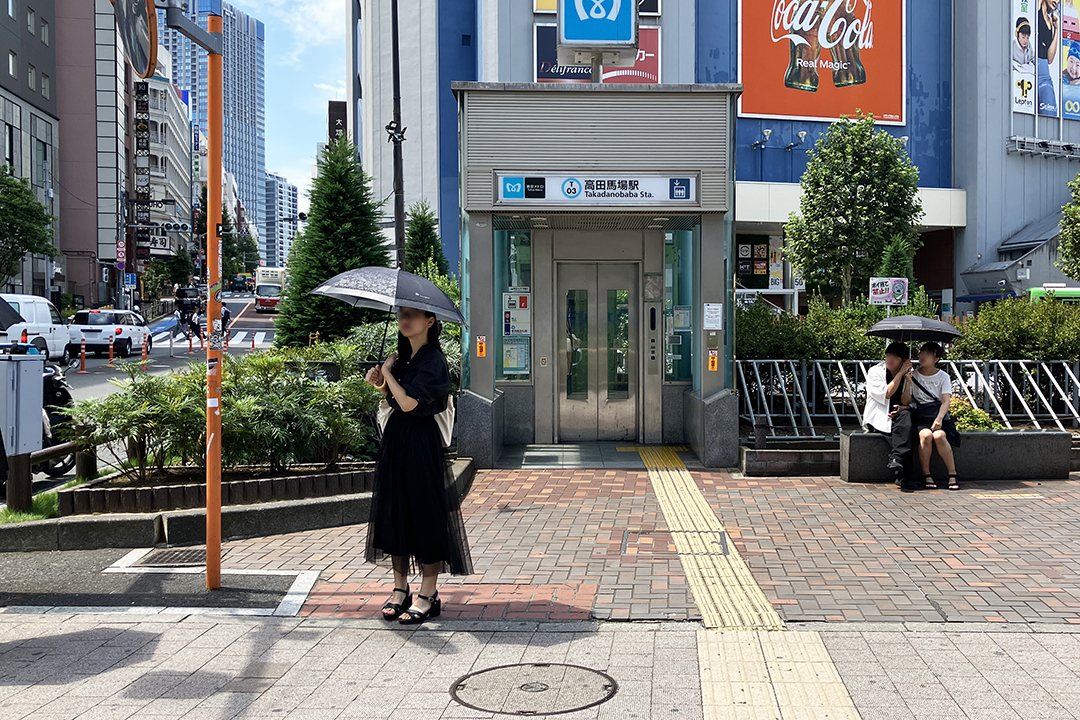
<box><xmin>864</xmin><ymin>342</ymin><xmax>917</xmax><ymax>491</ymax></box>
<box><xmin>909</xmin><ymin>342</ymin><xmax>961</xmax><ymax>491</ymax></box>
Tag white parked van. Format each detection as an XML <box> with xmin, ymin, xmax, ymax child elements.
<box><xmin>0</xmin><ymin>293</ymin><xmax>69</xmax><ymax>362</ymax></box>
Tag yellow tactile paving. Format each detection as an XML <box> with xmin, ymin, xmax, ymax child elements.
<box><xmin>698</xmin><ymin>630</ymin><xmax>862</xmax><ymax>720</ymax></box>
<box><xmin>620</xmin><ymin>446</ymin><xmax>785</xmax><ymax>631</ymax></box>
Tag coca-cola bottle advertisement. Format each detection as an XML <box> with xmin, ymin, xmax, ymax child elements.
<box><xmin>740</xmin><ymin>0</ymin><xmax>905</xmax><ymax>125</ymax></box>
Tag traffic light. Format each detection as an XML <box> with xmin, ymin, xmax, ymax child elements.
<box><xmin>298</xmin><ymin>212</ymin><xmax>307</xmax><ymax>222</ymax></box>
<box><xmin>162</xmin><ymin>222</ymin><xmax>191</xmax><ymax>233</ymax></box>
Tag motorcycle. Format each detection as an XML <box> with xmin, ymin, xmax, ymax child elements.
<box><xmin>33</xmin><ymin>361</ymin><xmax>76</xmax><ymax>477</ymax></box>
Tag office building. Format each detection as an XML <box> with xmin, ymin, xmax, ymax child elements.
<box><xmin>263</xmin><ymin>172</ymin><xmax>297</xmax><ymax>267</ymax></box>
<box><xmin>160</xmin><ymin>0</ymin><xmax>265</xmax><ymax>260</ymax></box>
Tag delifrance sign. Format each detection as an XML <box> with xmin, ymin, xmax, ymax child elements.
<box><xmin>496</xmin><ymin>173</ymin><xmax>698</xmax><ymax>206</ymax></box>
<box><xmin>535</xmin><ymin>24</ymin><xmax>660</xmax><ymax>83</ymax></box>
<box><xmin>738</xmin><ymin>0</ymin><xmax>906</xmax><ymax>125</ymax></box>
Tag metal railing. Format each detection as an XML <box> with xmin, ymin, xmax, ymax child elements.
<box><xmin>736</xmin><ymin>359</ymin><xmax>1080</xmax><ymax>438</ymax></box>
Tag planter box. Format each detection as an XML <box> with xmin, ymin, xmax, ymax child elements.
<box><xmin>740</xmin><ymin>447</ymin><xmax>840</xmax><ymax>477</ymax></box>
<box><xmin>841</xmin><ymin>430</ymin><xmax>1072</xmax><ymax>483</ymax></box>
<box><xmin>57</xmin><ymin>464</ymin><xmax>376</xmax><ymax>517</ymax></box>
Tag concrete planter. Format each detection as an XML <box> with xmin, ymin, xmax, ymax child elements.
<box><xmin>740</xmin><ymin>447</ymin><xmax>840</xmax><ymax>477</ymax></box>
<box><xmin>840</xmin><ymin>430</ymin><xmax>1072</xmax><ymax>483</ymax></box>
<box><xmin>57</xmin><ymin>467</ymin><xmax>376</xmax><ymax>517</ymax></box>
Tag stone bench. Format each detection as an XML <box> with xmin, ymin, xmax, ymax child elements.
<box><xmin>840</xmin><ymin>430</ymin><xmax>1073</xmax><ymax>483</ymax></box>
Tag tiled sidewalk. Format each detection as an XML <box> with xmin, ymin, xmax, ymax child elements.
<box><xmin>222</xmin><ymin>470</ymin><xmax>698</xmax><ymax>622</ymax></box>
<box><xmin>697</xmin><ymin>474</ymin><xmax>1080</xmax><ymax>625</ymax></box>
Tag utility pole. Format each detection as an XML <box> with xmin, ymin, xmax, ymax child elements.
<box><xmin>387</xmin><ymin>0</ymin><xmax>406</xmax><ymax>269</ymax></box>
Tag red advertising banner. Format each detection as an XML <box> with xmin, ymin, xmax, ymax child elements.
<box><xmin>738</xmin><ymin>0</ymin><xmax>906</xmax><ymax>125</ymax></box>
<box><xmin>535</xmin><ymin>24</ymin><xmax>660</xmax><ymax>83</ymax></box>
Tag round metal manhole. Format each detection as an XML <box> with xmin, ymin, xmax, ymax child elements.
<box><xmin>450</xmin><ymin>663</ymin><xmax>618</xmax><ymax>716</ymax></box>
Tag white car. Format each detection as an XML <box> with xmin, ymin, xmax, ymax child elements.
<box><xmin>66</xmin><ymin>309</ymin><xmax>151</xmax><ymax>359</ymax></box>
<box><xmin>0</xmin><ymin>293</ymin><xmax>70</xmax><ymax>362</ymax></box>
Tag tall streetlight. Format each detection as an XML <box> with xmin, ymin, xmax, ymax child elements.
<box><xmin>387</xmin><ymin>0</ymin><xmax>406</xmax><ymax>268</ymax></box>
<box><xmin>118</xmin><ymin>0</ymin><xmax>226</xmax><ymax>589</ymax></box>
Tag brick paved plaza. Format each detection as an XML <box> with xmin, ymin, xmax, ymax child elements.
<box><xmin>2</xmin><ymin>467</ymin><xmax>1080</xmax><ymax>719</ymax></box>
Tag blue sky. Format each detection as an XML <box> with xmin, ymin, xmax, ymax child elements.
<box><xmin>230</xmin><ymin>0</ymin><xmax>346</xmax><ymax>211</ymax></box>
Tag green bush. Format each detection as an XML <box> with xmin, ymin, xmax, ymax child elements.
<box><xmin>66</xmin><ymin>339</ymin><xmax>384</xmax><ymax>481</ymax></box>
<box><xmin>949</xmin><ymin>297</ymin><xmax>1080</xmax><ymax>361</ymax></box>
<box><xmin>949</xmin><ymin>397</ymin><xmax>1005</xmax><ymax>432</ymax></box>
<box><xmin>736</xmin><ymin>288</ymin><xmax>941</xmax><ymax>360</ymax></box>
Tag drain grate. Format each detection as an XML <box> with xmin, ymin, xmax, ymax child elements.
<box><xmin>450</xmin><ymin>663</ymin><xmax>617</xmax><ymax>716</ymax></box>
<box><xmin>135</xmin><ymin>548</ymin><xmax>208</xmax><ymax>567</ymax></box>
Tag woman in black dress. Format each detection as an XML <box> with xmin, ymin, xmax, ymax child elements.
<box><xmin>363</xmin><ymin>307</ymin><xmax>473</xmax><ymax>624</ymax></box>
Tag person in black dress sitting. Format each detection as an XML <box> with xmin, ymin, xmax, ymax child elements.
<box><xmin>364</xmin><ymin>306</ymin><xmax>473</xmax><ymax>624</ymax></box>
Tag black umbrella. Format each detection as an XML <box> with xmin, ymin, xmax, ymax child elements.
<box><xmin>866</xmin><ymin>315</ymin><xmax>960</xmax><ymax>344</ymax></box>
<box><xmin>310</xmin><ymin>266</ymin><xmax>467</xmax><ymax>325</ymax></box>
<box><xmin>0</xmin><ymin>296</ymin><xmax>24</xmax><ymax>332</ymax></box>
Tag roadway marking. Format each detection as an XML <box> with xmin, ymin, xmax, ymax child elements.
<box><xmin>619</xmin><ymin>445</ymin><xmax>785</xmax><ymax>631</ymax></box>
<box><xmin>254</xmin><ymin>332</ymin><xmax>266</xmax><ymax>346</ymax></box>
<box><xmin>231</xmin><ymin>331</ymin><xmax>248</xmax><ymax>345</ymax></box>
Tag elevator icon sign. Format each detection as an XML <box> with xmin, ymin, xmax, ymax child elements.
<box><xmin>559</xmin><ymin>0</ymin><xmax>636</xmax><ymax>44</ymax></box>
<box><xmin>670</xmin><ymin>178</ymin><xmax>690</xmax><ymax>200</ymax></box>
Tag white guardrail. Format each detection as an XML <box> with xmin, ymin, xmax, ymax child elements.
<box><xmin>736</xmin><ymin>359</ymin><xmax>1080</xmax><ymax>438</ymax></box>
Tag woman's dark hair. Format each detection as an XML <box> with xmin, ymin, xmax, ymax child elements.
<box><xmin>919</xmin><ymin>342</ymin><xmax>943</xmax><ymax>360</ymax></box>
<box><xmin>394</xmin><ymin>310</ymin><xmax>443</xmax><ymax>379</ymax></box>
<box><xmin>884</xmin><ymin>342</ymin><xmax>910</xmax><ymax>359</ymax></box>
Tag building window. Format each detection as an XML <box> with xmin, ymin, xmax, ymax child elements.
<box><xmin>7</xmin><ymin>51</ymin><xmax>15</xmax><ymax>78</ymax></box>
<box><xmin>40</xmin><ymin>73</ymin><xmax>48</xmax><ymax>99</ymax></box>
<box><xmin>4</xmin><ymin>124</ymin><xmax>15</xmax><ymax>168</ymax></box>
<box><xmin>26</xmin><ymin>63</ymin><xmax>34</xmax><ymax>90</ymax></box>
<box><xmin>40</xmin><ymin>18</ymin><xmax>47</xmax><ymax>45</ymax></box>
<box><xmin>6</xmin><ymin>0</ymin><xmax>13</xmax><ymax>19</ymax></box>
<box><xmin>33</xmin><ymin>138</ymin><xmax>46</xmax><ymax>187</ymax></box>
<box><xmin>25</xmin><ymin>6</ymin><xmax>33</xmax><ymax>34</ymax></box>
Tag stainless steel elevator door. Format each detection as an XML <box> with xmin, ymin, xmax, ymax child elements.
<box><xmin>557</xmin><ymin>263</ymin><xmax>639</xmax><ymax>442</ymax></box>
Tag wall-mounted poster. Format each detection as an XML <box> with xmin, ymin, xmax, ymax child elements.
<box><xmin>738</xmin><ymin>0</ymin><xmax>906</xmax><ymax>125</ymax></box>
<box><xmin>535</xmin><ymin>23</ymin><xmax>659</xmax><ymax>83</ymax></box>
<box><xmin>1013</xmin><ymin>1</ymin><xmax>1036</xmax><ymax>115</ymax></box>
<box><xmin>1036</xmin><ymin>0</ymin><xmax>1062</xmax><ymax>117</ymax></box>
<box><xmin>1062</xmin><ymin>0</ymin><xmax>1080</xmax><ymax>119</ymax></box>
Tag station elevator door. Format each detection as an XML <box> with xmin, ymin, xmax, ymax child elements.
<box><xmin>556</xmin><ymin>263</ymin><xmax>639</xmax><ymax>442</ymax></box>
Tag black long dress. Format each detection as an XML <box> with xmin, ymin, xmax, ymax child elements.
<box><xmin>365</xmin><ymin>342</ymin><xmax>473</xmax><ymax>576</ymax></box>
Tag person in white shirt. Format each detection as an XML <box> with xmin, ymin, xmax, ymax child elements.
<box><xmin>908</xmin><ymin>342</ymin><xmax>960</xmax><ymax>491</ymax></box>
<box><xmin>864</xmin><ymin>343</ymin><xmax>916</xmax><ymax>490</ymax></box>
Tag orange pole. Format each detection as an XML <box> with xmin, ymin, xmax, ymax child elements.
<box><xmin>188</xmin><ymin>331</ymin><xmax>194</xmax><ymax>355</ymax></box>
<box><xmin>77</xmin><ymin>339</ymin><xmax>87</xmax><ymax>374</ymax></box>
<box><xmin>206</xmin><ymin>13</ymin><xmax>224</xmax><ymax>591</ymax></box>
<box><xmin>108</xmin><ymin>335</ymin><xmax>114</xmax><ymax>367</ymax></box>
<box><xmin>141</xmin><ymin>335</ymin><xmax>148</xmax><ymax>369</ymax></box>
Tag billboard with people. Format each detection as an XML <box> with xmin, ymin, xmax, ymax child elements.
<box><xmin>738</xmin><ymin>0</ymin><xmax>906</xmax><ymax>125</ymax></box>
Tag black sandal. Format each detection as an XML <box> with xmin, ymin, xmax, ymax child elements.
<box><xmin>947</xmin><ymin>474</ymin><xmax>960</xmax><ymax>491</ymax></box>
<box><xmin>924</xmin><ymin>474</ymin><xmax>937</xmax><ymax>489</ymax></box>
<box><xmin>399</xmin><ymin>591</ymin><xmax>441</xmax><ymax>625</ymax></box>
<box><xmin>381</xmin><ymin>586</ymin><xmax>412</xmax><ymax>620</ymax></box>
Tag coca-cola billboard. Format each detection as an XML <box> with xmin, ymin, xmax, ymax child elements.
<box><xmin>739</xmin><ymin>0</ymin><xmax>906</xmax><ymax>125</ymax></box>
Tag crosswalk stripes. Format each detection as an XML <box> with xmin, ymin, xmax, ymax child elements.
<box><xmin>147</xmin><ymin>330</ymin><xmax>270</xmax><ymax>351</ymax></box>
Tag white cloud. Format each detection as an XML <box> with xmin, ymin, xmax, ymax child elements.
<box><xmin>231</xmin><ymin>0</ymin><xmax>344</xmax><ymax>62</ymax></box>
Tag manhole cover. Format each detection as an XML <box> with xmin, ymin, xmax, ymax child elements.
<box><xmin>450</xmin><ymin>663</ymin><xmax>618</xmax><ymax>716</ymax></box>
<box><xmin>135</xmin><ymin>548</ymin><xmax>207</xmax><ymax>567</ymax></box>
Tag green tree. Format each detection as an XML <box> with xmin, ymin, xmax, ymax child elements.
<box><xmin>877</xmin><ymin>234</ymin><xmax>915</xmax><ymax>285</ymax></box>
<box><xmin>404</xmin><ymin>200</ymin><xmax>449</xmax><ymax>276</ymax></box>
<box><xmin>1057</xmin><ymin>172</ymin><xmax>1080</xmax><ymax>279</ymax></box>
<box><xmin>0</xmin><ymin>166</ymin><xmax>56</xmax><ymax>285</ymax></box>
<box><xmin>785</xmin><ymin>113</ymin><xmax>924</xmax><ymax>305</ymax></box>
<box><xmin>275</xmin><ymin>136</ymin><xmax>390</xmax><ymax>347</ymax></box>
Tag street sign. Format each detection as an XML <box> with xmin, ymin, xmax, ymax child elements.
<box><xmin>114</xmin><ymin>0</ymin><xmax>158</xmax><ymax>79</ymax></box>
<box><xmin>870</xmin><ymin>278</ymin><xmax>909</xmax><ymax>306</ymax></box>
<box><xmin>117</xmin><ymin>261</ymin><xmax>126</xmax><ymax>271</ymax></box>
<box><xmin>559</xmin><ymin>0</ymin><xmax>637</xmax><ymax>44</ymax></box>
<box><xmin>124</xmin><ymin>273</ymin><xmax>137</xmax><ymax>287</ymax></box>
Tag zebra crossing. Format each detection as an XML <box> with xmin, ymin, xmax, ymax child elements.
<box><xmin>150</xmin><ymin>330</ymin><xmax>272</xmax><ymax>350</ymax></box>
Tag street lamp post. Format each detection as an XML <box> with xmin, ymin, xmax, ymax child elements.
<box><xmin>387</xmin><ymin>0</ymin><xmax>406</xmax><ymax>269</ymax></box>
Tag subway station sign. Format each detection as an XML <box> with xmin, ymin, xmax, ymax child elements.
<box><xmin>496</xmin><ymin>173</ymin><xmax>698</xmax><ymax>206</ymax></box>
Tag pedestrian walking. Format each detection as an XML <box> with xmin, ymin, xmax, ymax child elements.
<box><xmin>864</xmin><ymin>342</ymin><xmax>917</xmax><ymax>491</ymax></box>
<box><xmin>363</xmin><ymin>306</ymin><xmax>472</xmax><ymax>624</ymax></box>
<box><xmin>909</xmin><ymin>342</ymin><xmax>961</xmax><ymax>491</ymax></box>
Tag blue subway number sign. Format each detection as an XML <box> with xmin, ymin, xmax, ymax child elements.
<box><xmin>559</xmin><ymin>0</ymin><xmax>636</xmax><ymax>46</ymax></box>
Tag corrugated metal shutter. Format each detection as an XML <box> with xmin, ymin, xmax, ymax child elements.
<box><xmin>462</xmin><ymin>90</ymin><xmax>732</xmax><ymax>213</ymax></box>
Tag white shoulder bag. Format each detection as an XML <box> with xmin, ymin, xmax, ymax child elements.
<box><xmin>377</xmin><ymin>394</ymin><xmax>455</xmax><ymax>448</ymax></box>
